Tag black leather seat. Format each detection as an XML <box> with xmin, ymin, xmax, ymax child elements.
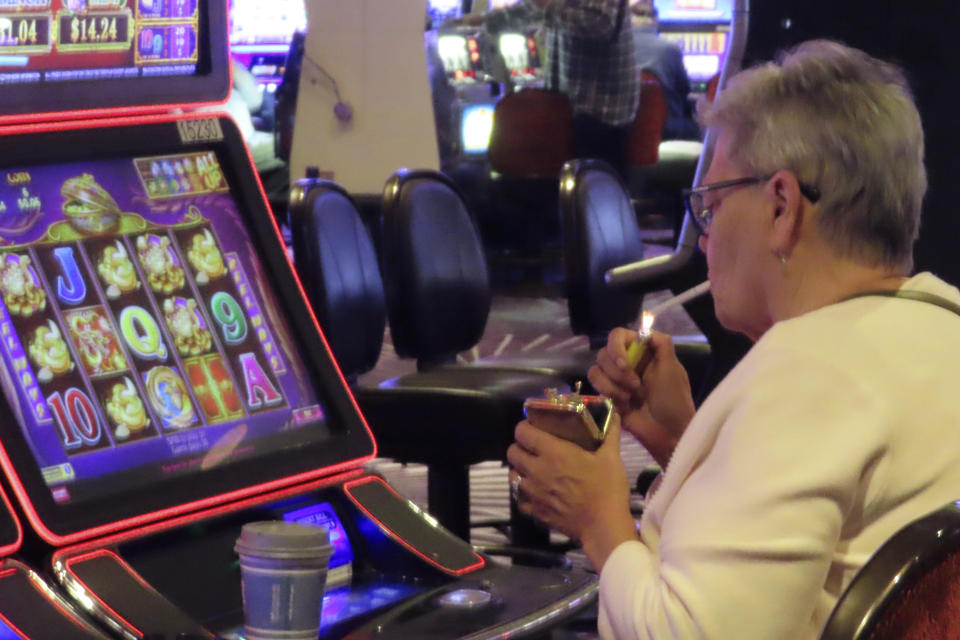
<box><xmin>562</xmin><ymin>159</ymin><xmax>647</xmax><ymax>349</ymax></box>
<box><xmin>380</xmin><ymin>168</ymin><xmax>602</xmax><ymax>394</ymax></box>
<box><xmin>289</xmin><ymin>177</ymin><xmax>568</xmax><ymax>541</ymax></box>
<box><xmin>819</xmin><ymin>501</ymin><xmax>960</xmax><ymax>640</ymax></box>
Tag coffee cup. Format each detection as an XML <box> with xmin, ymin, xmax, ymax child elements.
<box><xmin>235</xmin><ymin>521</ymin><xmax>333</xmax><ymax>640</ymax></box>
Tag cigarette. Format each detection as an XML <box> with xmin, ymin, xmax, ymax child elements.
<box><xmin>624</xmin><ymin>281</ymin><xmax>711</xmax><ymax>371</ymax></box>
<box><xmin>647</xmin><ymin>280</ymin><xmax>711</xmax><ymax>317</ymax></box>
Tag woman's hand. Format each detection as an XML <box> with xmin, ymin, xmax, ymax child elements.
<box><xmin>507</xmin><ymin>413</ymin><xmax>638</xmax><ymax>570</ymax></box>
<box><xmin>587</xmin><ymin>328</ymin><xmax>696</xmax><ymax>468</ymax></box>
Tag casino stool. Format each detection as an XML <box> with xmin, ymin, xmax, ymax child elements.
<box><xmin>819</xmin><ymin>500</ymin><xmax>960</xmax><ymax>640</ymax></box>
<box><xmin>561</xmin><ymin>159</ymin><xmax>712</xmax><ymax>395</ymax></box>
<box><xmin>483</xmin><ymin>88</ymin><xmax>575</xmax><ymax>283</ymax></box>
<box><xmin>562</xmin><ymin>159</ymin><xmax>647</xmax><ymax>352</ymax></box>
<box><xmin>288</xmin><ymin>177</ymin><xmax>569</xmax><ymax>543</ymax></box>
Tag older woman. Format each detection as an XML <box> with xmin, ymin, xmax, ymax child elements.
<box><xmin>507</xmin><ymin>40</ymin><xmax>960</xmax><ymax>639</ymax></box>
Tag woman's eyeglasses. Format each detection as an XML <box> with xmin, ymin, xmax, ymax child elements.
<box><xmin>682</xmin><ymin>175</ymin><xmax>821</xmax><ymax>236</ymax></box>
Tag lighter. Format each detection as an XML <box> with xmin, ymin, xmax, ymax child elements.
<box><xmin>625</xmin><ymin>311</ymin><xmax>655</xmax><ymax>372</ymax></box>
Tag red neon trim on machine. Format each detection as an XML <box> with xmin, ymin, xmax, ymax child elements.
<box><xmin>0</xmin><ymin>611</ymin><xmax>29</xmax><ymax>640</ymax></box>
<box><xmin>0</xmin><ymin>100</ymin><xmax>227</xmax><ymax>129</ymax></box>
<box><xmin>251</xmin><ymin>161</ymin><xmax>377</xmax><ymax>458</ymax></box>
<box><xmin>0</xmin><ymin>560</ymin><xmax>115</xmax><ymax>636</ymax></box>
<box><xmin>0</xmin><ymin>485</ymin><xmax>23</xmax><ymax>557</ymax></box>
<box><xmin>63</xmin><ymin>549</ymin><xmax>145</xmax><ymax>637</ymax></box>
<box><xmin>343</xmin><ymin>476</ymin><xmax>485</xmax><ymax>576</ymax></box>
<box><xmin>0</xmin><ymin>432</ymin><xmax>370</xmax><ymax>547</ymax></box>
<box><xmin>51</xmin><ymin>469</ymin><xmax>363</xmax><ymax>558</ymax></box>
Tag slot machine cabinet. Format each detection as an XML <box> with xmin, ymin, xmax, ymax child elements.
<box><xmin>0</xmin><ymin>1</ymin><xmax>600</xmax><ymax>636</ymax></box>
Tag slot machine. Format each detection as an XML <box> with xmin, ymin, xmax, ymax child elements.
<box><xmin>494</xmin><ymin>29</ymin><xmax>543</xmax><ymax>90</ymax></box>
<box><xmin>430</xmin><ymin>26</ymin><xmax>500</xmax><ymax>162</ymax></box>
<box><xmin>655</xmin><ymin>0</ymin><xmax>734</xmax><ymax>94</ymax></box>
<box><xmin>228</xmin><ymin>0</ymin><xmax>306</xmax><ymax>95</ymax></box>
<box><xmin>0</xmin><ymin>1</ymin><xmax>599</xmax><ymax>639</ymax></box>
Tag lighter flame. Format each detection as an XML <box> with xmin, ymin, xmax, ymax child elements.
<box><xmin>641</xmin><ymin>311</ymin><xmax>655</xmax><ymax>336</ymax></box>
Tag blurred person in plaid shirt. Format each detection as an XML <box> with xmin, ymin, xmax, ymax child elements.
<box><xmin>457</xmin><ymin>0</ymin><xmax>639</xmax><ymax>177</ymax></box>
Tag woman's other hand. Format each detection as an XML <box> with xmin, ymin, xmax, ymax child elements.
<box><xmin>507</xmin><ymin>413</ymin><xmax>637</xmax><ymax>570</ymax></box>
<box><xmin>588</xmin><ymin>328</ymin><xmax>696</xmax><ymax>467</ymax></box>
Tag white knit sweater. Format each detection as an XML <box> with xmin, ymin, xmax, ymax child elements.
<box><xmin>599</xmin><ymin>272</ymin><xmax>960</xmax><ymax>639</ymax></box>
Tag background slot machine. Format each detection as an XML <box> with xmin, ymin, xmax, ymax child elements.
<box><xmin>655</xmin><ymin>0</ymin><xmax>733</xmax><ymax>94</ymax></box>
<box><xmin>487</xmin><ymin>0</ymin><xmax>544</xmax><ymax>92</ymax></box>
<box><xmin>495</xmin><ymin>29</ymin><xmax>543</xmax><ymax>90</ymax></box>
<box><xmin>0</xmin><ymin>0</ymin><xmax>600</xmax><ymax>638</ymax></box>
<box><xmin>227</xmin><ymin>0</ymin><xmax>306</xmax><ymax>95</ymax></box>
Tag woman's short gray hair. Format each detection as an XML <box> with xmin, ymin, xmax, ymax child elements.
<box><xmin>699</xmin><ymin>40</ymin><xmax>926</xmax><ymax>269</ymax></box>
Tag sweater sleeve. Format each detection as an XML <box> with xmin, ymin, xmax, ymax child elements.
<box><xmin>597</xmin><ymin>341</ymin><xmax>887</xmax><ymax>639</ymax></box>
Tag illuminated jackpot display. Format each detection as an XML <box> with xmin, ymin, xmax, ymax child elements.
<box><xmin>0</xmin><ymin>149</ymin><xmax>324</xmax><ymax>506</ymax></box>
<box><xmin>0</xmin><ymin>0</ymin><xmax>198</xmax><ymax>84</ymax></box>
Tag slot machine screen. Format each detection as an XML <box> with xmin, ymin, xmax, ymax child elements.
<box><xmin>228</xmin><ymin>0</ymin><xmax>304</xmax><ymax>49</ymax></box>
<box><xmin>0</xmin><ymin>0</ymin><xmax>229</xmax><ymax>121</ymax></box>
<box><xmin>426</xmin><ymin>0</ymin><xmax>460</xmax><ymax>29</ymax></box>
<box><xmin>653</xmin><ymin>0</ymin><xmax>733</xmax><ymax>23</ymax></box>
<box><xmin>437</xmin><ymin>33</ymin><xmax>480</xmax><ymax>81</ymax></box>
<box><xmin>498</xmin><ymin>32</ymin><xmax>528</xmax><ymax>72</ymax></box>
<box><xmin>228</xmin><ymin>0</ymin><xmax>305</xmax><ymax>86</ymax></box>
<box><xmin>660</xmin><ymin>30</ymin><xmax>727</xmax><ymax>83</ymax></box>
<box><xmin>682</xmin><ymin>52</ymin><xmax>720</xmax><ymax>82</ymax></box>
<box><xmin>0</xmin><ymin>115</ymin><xmax>374</xmax><ymax>540</ymax></box>
<box><xmin>460</xmin><ymin>103</ymin><xmax>494</xmax><ymax>153</ymax></box>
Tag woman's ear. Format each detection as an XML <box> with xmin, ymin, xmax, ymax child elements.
<box><xmin>765</xmin><ymin>170</ymin><xmax>804</xmax><ymax>257</ymax></box>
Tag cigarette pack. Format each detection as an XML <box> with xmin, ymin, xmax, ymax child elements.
<box><xmin>523</xmin><ymin>383</ymin><xmax>614</xmax><ymax>451</ymax></box>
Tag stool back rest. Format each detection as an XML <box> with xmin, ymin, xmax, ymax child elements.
<box><xmin>288</xmin><ymin>179</ymin><xmax>385</xmax><ymax>383</ymax></box>
<box><xmin>381</xmin><ymin>169</ymin><xmax>491</xmax><ymax>367</ymax></box>
<box><xmin>560</xmin><ymin>159</ymin><xmax>645</xmax><ymax>347</ymax></box>
<box><xmin>819</xmin><ymin>501</ymin><xmax>960</xmax><ymax>640</ymax></box>
<box><xmin>488</xmin><ymin>89</ymin><xmax>574</xmax><ymax>179</ymax></box>
<box><xmin>627</xmin><ymin>70</ymin><xmax>668</xmax><ymax>167</ymax></box>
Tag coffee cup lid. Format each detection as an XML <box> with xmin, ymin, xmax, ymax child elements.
<box><xmin>235</xmin><ymin>521</ymin><xmax>331</xmax><ymax>559</ymax></box>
